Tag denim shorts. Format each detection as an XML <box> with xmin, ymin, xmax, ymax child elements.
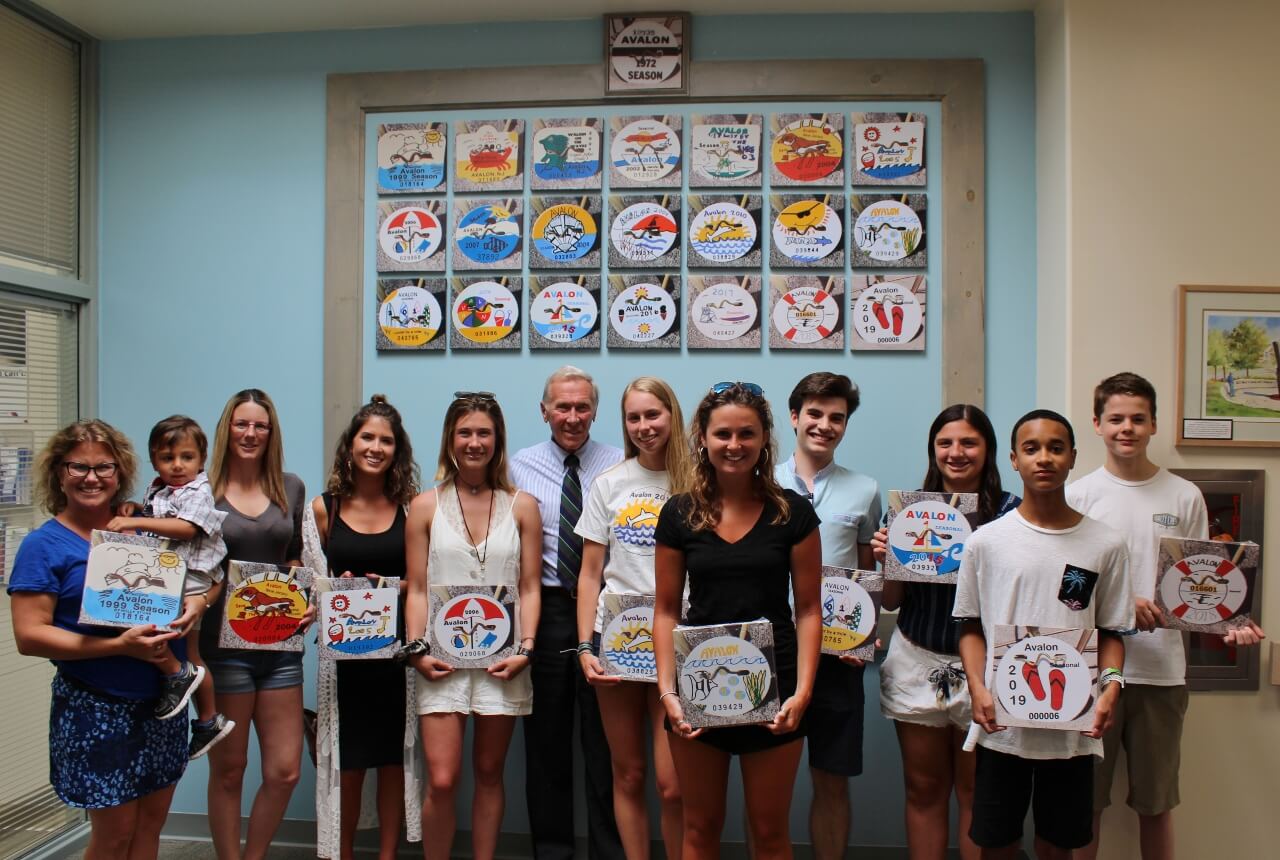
<box><xmin>205</xmin><ymin>649</ymin><xmax>304</xmax><ymax>694</ymax></box>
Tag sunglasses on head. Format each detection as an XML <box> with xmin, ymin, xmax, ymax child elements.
<box><xmin>454</xmin><ymin>390</ymin><xmax>496</xmax><ymax>401</ymax></box>
<box><xmin>709</xmin><ymin>381</ymin><xmax>764</xmax><ymax>397</ymax></box>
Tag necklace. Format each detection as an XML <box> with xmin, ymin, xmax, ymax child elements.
<box><xmin>457</xmin><ymin>474</ymin><xmax>485</xmax><ymax>495</ymax></box>
<box><xmin>455</xmin><ymin>480</ymin><xmax>494</xmax><ymax>572</ymax></box>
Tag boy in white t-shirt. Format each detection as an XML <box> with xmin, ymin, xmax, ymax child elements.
<box><xmin>1067</xmin><ymin>373</ymin><xmax>1266</xmax><ymax>860</ymax></box>
<box><xmin>954</xmin><ymin>410</ymin><xmax>1134</xmax><ymax>860</ymax></box>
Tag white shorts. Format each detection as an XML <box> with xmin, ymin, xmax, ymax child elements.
<box><xmin>879</xmin><ymin>630</ymin><xmax>972</xmax><ymax>729</ymax></box>
<box><xmin>414</xmin><ymin>668</ymin><xmax>532</xmax><ymax>717</ymax></box>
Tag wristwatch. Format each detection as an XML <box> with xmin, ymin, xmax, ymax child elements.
<box><xmin>395</xmin><ymin>638</ymin><xmax>430</xmax><ymax>663</ymax></box>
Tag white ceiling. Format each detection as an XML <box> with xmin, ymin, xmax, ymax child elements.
<box><xmin>34</xmin><ymin>0</ymin><xmax>1033</xmax><ymax>41</ymax></box>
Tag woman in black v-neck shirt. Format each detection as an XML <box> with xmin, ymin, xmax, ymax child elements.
<box><xmin>654</xmin><ymin>382</ymin><xmax>822</xmax><ymax>859</ymax></box>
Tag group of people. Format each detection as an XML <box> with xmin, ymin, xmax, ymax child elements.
<box><xmin>6</xmin><ymin>368</ymin><xmax>1265</xmax><ymax>860</ymax></box>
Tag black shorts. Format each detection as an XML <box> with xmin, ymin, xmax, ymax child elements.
<box><xmin>970</xmin><ymin>746</ymin><xmax>1093</xmax><ymax>850</ymax></box>
<box><xmin>805</xmin><ymin>655</ymin><xmax>865</xmax><ymax>777</ymax></box>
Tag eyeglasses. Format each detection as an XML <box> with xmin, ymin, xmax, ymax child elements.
<box><xmin>710</xmin><ymin>381</ymin><xmax>764</xmax><ymax>397</ymax></box>
<box><xmin>454</xmin><ymin>391</ymin><xmax>496</xmax><ymax>401</ymax></box>
<box><xmin>231</xmin><ymin>420</ymin><xmax>272</xmax><ymax>434</ymax></box>
<box><xmin>63</xmin><ymin>461</ymin><xmax>118</xmax><ymax>479</ymax></box>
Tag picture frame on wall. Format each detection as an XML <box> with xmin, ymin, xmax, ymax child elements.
<box><xmin>1176</xmin><ymin>284</ymin><xmax>1280</xmax><ymax>447</ymax></box>
<box><xmin>604</xmin><ymin>13</ymin><xmax>689</xmax><ymax>96</ymax></box>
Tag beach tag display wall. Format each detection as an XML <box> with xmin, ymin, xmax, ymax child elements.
<box><xmin>376</xmin><ymin>278</ymin><xmax>446</xmax><ymax>351</ymax></box>
<box><xmin>770</xmin><ymin>113</ymin><xmax>843</xmax><ymax>186</ymax></box>
<box><xmin>529</xmin><ymin>196</ymin><xmax>600</xmax><ymax>268</ymax></box>
<box><xmin>686</xmin><ymin>194</ymin><xmax>761</xmax><ymax>267</ymax></box>
<box><xmin>450</xmin><ymin>277</ymin><xmax>522</xmax><ymax>350</ymax></box>
<box><xmin>429</xmin><ymin>585</ymin><xmax>518</xmax><ymax>669</ymax></box>
<box><xmin>318</xmin><ymin>577</ymin><xmax>400</xmax><ymax>660</ymax></box>
<box><xmin>851</xmin><ymin>274</ymin><xmax>926</xmax><ymax>351</ymax></box>
<box><xmin>452</xmin><ymin>199</ymin><xmax>522</xmax><ymax>270</ymax></box>
<box><xmin>689</xmin><ymin>114</ymin><xmax>762</xmax><ymax>187</ymax></box>
<box><xmin>884</xmin><ymin>491</ymin><xmax>978</xmax><ymax>583</ymax></box>
<box><xmin>599</xmin><ymin>593</ymin><xmax>658</xmax><ymax>681</ymax></box>
<box><xmin>454</xmin><ymin>120</ymin><xmax>523</xmax><ymax>192</ymax></box>
<box><xmin>606</xmin><ymin>14</ymin><xmax>687</xmax><ymax>94</ymax></box>
<box><xmin>607</xmin><ymin>275</ymin><xmax>681</xmax><ymax>349</ymax></box>
<box><xmin>770</xmin><ymin>194</ymin><xmax>845</xmax><ymax>268</ymax></box>
<box><xmin>528</xmin><ymin>276</ymin><xmax>601</xmax><ymax>350</ymax></box>
<box><xmin>610</xmin><ymin>116</ymin><xmax>682</xmax><ymax>188</ymax></box>
<box><xmin>820</xmin><ymin>566</ymin><xmax>882</xmax><ymax>662</ymax></box>
<box><xmin>79</xmin><ymin>531</ymin><xmax>186</xmax><ymax>629</ymax></box>
<box><xmin>769</xmin><ymin>275</ymin><xmax>844</xmax><ymax>350</ymax></box>
<box><xmin>375</xmin><ymin>201</ymin><xmax>446</xmax><ymax>272</ymax></box>
<box><xmin>674</xmin><ymin>620</ymin><xmax>780</xmax><ymax>729</ymax></box>
<box><xmin>990</xmin><ymin>626</ymin><xmax>1099</xmax><ymax>731</ymax></box>
<box><xmin>1156</xmin><ymin>538</ymin><xmax>1260</xmax><ymax>634</ymax></box>
<box><xmin>851</xmin><ymin>113</ymin><xmax>926</xmax><ymax>186</ymax></box>
<box><xmin>219</xmin><ymin>561</ymin><xmax>313</xmax><ymax>652</ymax></box>
<box><xmin>851</xmin><ymin>195</ymin><xmax>927</xmax><ymax>268</ymax></box>
<box><xmin>531</xmin><ymin>118</ymin><xmax>602</xmax><ymax>189</ymax></box>
<box><xmin>687</xmin><ymin>276</ymin><xmax>761</xmax><ymax>350</ymax></box>
<box><xmin>377</xmin><ymin>122</ymin><xmax>447</xmax><ymax>193</ymax></box>
<box><xmin>608</xmin><ymin>196</ymin><xmax>680</xmax><ymax>268</ymax></box>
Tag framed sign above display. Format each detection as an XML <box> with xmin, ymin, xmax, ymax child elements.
<box><xmin>1176</xmin><ymin>284</ymin><xmax>1280</xmax><ymax>447</ymax></box>
<box><xmin>605</xmin><ymin>13</ymin><xmax>689</xmax><ymax>96</ymax></box>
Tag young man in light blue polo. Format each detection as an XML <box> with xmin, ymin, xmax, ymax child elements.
<box><xmin>775</xmin><ymin>372</ymin><xmax>880</xmax><ymax>860</ymax></box>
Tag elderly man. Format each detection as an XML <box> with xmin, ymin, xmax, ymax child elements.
<box><xmin>512</xmin><ymin>366</ymin><xmax>624</xmax><ymax>860</ymax></box>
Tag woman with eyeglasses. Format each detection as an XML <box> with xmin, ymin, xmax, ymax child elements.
<box><xmin>202</xmin><ymin>389</ymin><xmax>311</xmax><ymax>860</ymax></box>
<box><xmin>653</xmin><ymin>382</ymin><xmax>822</xmax><ymax>860</ymax></box>
<box><xmin>575</xmin><ymin>377</ymin><xmax>691</xmax><ymax>860</ymax></box>
<box><xmin>304</xmin><ymin>395</ymin><xmax>419</xmax><ymax>860</ymax></box>
<box><xmin>873</xmin><ymin>405</ymin><xmax>1018</xmax><ymax>860</ymax></box>
<box><xmin>403</xmin><ymin>392</ymin><xmax>542</xmax><ymax>860</ymax></box>
<box><xmin>9</xmin><ymin>421</ymin><xmax>191</xmax><ymax>859</ymax></box>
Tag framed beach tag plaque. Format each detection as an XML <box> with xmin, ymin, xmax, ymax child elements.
<box><xmin>990</xmin><ymin>626</ymin><xmax>1099</xmax><ymax>731</ymax></box>
<box><xmin>820</xmin><ymin>567</ymin><xmax>882</xmax><ymax>662</ymax></box>
<box><xmin>79</xmin><ymin>531</ymin><xmax>186</xmax><ymax>629</ymax></box>
<box><xmin>317</xmin><ymin>577</ymin><xmax>400</xmax><ymax>661</ymax></box>
<box><xmin>599</xmin><ymin>593</ymin><xmax>657</xmax><ymax>681</ymax></box>
<box><xmin>884</xmin><ymin>491</ymin><xmax>978</xmax><ymax>583</ymax></box>
<box><xmin>1156</xmin><ymin>537</ymin><xmax>1260</xmax><ymax>634</ymax></box>
<box><xmin>674</xmin><ymin>620</ymin><xmax>779</xmax><ymax>729</ymax></box>
<box><xmin>429</xmin><ymin>585</ymin><xmax>518</xmax><ymax>669</ymax></box>
<box><xmin>219</xmin><ymin>561</ymin><xmax>314</xmax><ymax>652</ymax></box>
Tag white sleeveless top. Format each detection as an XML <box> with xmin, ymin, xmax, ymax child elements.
<box><xmin>428</xmin><ymin>484</ymin><xmax>522</xmax><ymax>587</ymax></box>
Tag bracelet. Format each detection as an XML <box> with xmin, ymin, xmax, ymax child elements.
<box><xmin>1099</xmin><ymin>668</ymin><xmax>1125</xmax><ymax>689</ymax></box>
<box><xmin>199</xmin><ymin>592</ymin><xmax>211</xmax><ymax>608</ymax></box>
<box><xmin>658</xmin><ymin>690</ymin><xmax>680</xmax><ymax>703</ymax></box>
<box><xmin>394</xmin><ymin>638</ymin><xmax>431</xmax><ymax>664</ymax></box>
<box><xmin>575</xmin><ymin>641</ymin><xmax>595</xmax><ymax>656</ymax></box>
<box><xmin>516</xmin><ymin>645</ymin><xmax>534</xmax><ymax>660</ymax></box>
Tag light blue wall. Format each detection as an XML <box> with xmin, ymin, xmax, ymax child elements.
<box><xmin>98</xmin><ymin>12</ymin><xmax>1035</xmax><ymax>846</ymax></box>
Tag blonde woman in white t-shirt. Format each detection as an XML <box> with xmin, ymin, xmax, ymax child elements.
<box><xmin>575</xmin><ymin>377</ymin><xmax>692</xmax><ymax>860</ymax></box>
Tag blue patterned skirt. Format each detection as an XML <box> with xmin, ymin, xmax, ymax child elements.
<box><xmin>49</xmin><ymin>673</ymin><xmax>188</xmax><ymax>809</ymax></box>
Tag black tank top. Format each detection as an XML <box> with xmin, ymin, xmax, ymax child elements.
<box><xmin>323</xmin><ymin>493</ymin><xmax>407</xmax><ymax>579</ymax></box>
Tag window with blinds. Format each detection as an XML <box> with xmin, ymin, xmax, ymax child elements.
<box><xmin>0</xmin><ymin>292</ymin><xmax>80</xmax><ymax>858</ymax></box>
<box><xmin>0</xmin><ymin>3</ymin><xmax>80</xmax><ymax>275</ymax></box>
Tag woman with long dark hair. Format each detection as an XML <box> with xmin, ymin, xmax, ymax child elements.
<box><xmin>653</xmin><ymin>382</ymin><xmax>822</xmax><ymax>860</ymax></box>
<box><xmin>875</xmin><ymin>404</ymin><xmax>1019</xmax><ymax>860</ymax></box>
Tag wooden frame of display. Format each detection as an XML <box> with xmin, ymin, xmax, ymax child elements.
<box><xmin>323</xmin><ymin>59</ymin><xmax>986</xmax><ymax>456</ymax></box>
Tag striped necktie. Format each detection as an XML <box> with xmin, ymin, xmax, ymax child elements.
<box><xmin>556</xmin><ymin>452</ymin><xmax>583</xmax><ymax>592</ymax></box>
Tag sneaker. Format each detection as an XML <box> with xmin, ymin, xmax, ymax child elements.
<box><xmin>189</xmin><ymin>714</ymin><xmax>236</xmax><ymax>760</ymax></box>
<box><xmin>155</xmin><ymin>663</ymin><xmax>205</xmax><ymax>720</ymax></box>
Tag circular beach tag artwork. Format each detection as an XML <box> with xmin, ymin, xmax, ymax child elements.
<box><xmin>610</xmin><ymin>202</ymin><xmax>678</xmax><ymax>262</ymax></box>
<box><xmin>532</xmin><ymin>204</ymin><xmax>597</xmax><ymax>262</ymax></box>
<box><xmin>455</xmin><ymin>204</ymin><xmax>520</xmax><ymax>265</ymax></box>
<box><xmin>433</xmin><ymin>594</ymin><xmax>513</xmax><ymax>663</ymax></box>
<box><xmin>853</xmin><ymin>201</ymin><xmax>923</xmax><ymax>262</ymax></box>
<box><xmin>227</xmin><ymin>574</ymin><xmax>307</xmax><ymax>646</ymax></box>
<box><xmin>680</xmin><ymin>635</ymin><xmax>773</xmax><ymax>717</ymax></box>
<box><xmin>378</xmin><ymin>207</ymin><xmax>443</xmax><ymax>265</ymax></box>
<box><xmin>1159</xmin><ymin>554</ymin><xmax>1249</xmax><ymax>626</ymax></box>
<box><xmin>691</xmin><ymin>282</ymin><xmax>757</xmax><ymax>341</ymax></box>
<box><xmin>610</xmin><ymin>283</ymin><xmax>676</xmax><ymax>343</ymax></box>
<box><xmin>611</xmin><ymin>119</ymin><xmax>680</xmax><ymax>182</ymax></box>
<box><xmin>378</xmin><ymin>126</ymin><xmax>446</xmax><ymax>191</ymax></box>
<box><xmin>772</xmin><ymin>200</ymin><xmax>841</xmax><ymax>263</ymax></box>
<box><xmin>820</xmin><ymin>576</ymin><xmax>876</xmax><ymax>652</ymax></box>
<box><xmin>530</xmin><ymin>282</ymin><xmax>597</xmax><ymax>343</ymax></box>
<box><xmin>772</xmin><ymin>284</ymin><xmax>839</xmax><ymax>344</ymax></box>
<box><xmin>533</xmin><ymin>126</ymin><xmax>601</xmax><ymax>182</ymax></box>
<box><xmin>609</xmin><ymin>20</ymin><xmax>682</xmax><ymax>87</ymax></box>
<box><xmin>378</xmin><ymin>286</ymin><xmax>442</xmax><ymax>347</ymax></box>
<box><xmin>691</xmin><ymin>123</ymin><xmax>760</xmax><ymax>182</ymax></box>
<box><xmin>772</xmin><ymin>119</ymin><xmax>842</xmax><ymax>182</ymax></box>
<box><xmin>852</xmin><ymin>281</ymin><xmax>923</xmax><ymax>345</ymax></box>
<box><xmin>602</xmin><ymin>604</ymin><xmax>657</xmax><ymax>679</ymax></box>
<box><xmin>453</xmin><ymin>281</ymin><xmax>518</xmax><ymax>344</ymax></box>
<box><xmin>887</xmin><ymin>500</ymin><xmax>972</xmax><ymax>576</ymax></box>
<box><xmin>689</xmin><ymin>202</ymin><xmax>756</xmax><ymax>262</ymax></box>
<box><xmin>996</xmin><ymin>636</ymin><xmax>1092</xmax><ymax>723</ymax></box>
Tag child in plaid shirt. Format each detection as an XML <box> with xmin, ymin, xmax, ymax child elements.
<box><xmin>107</xmin><ymin>415</ymin><xmax>234</xmax><ymax>759</ymax></box>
